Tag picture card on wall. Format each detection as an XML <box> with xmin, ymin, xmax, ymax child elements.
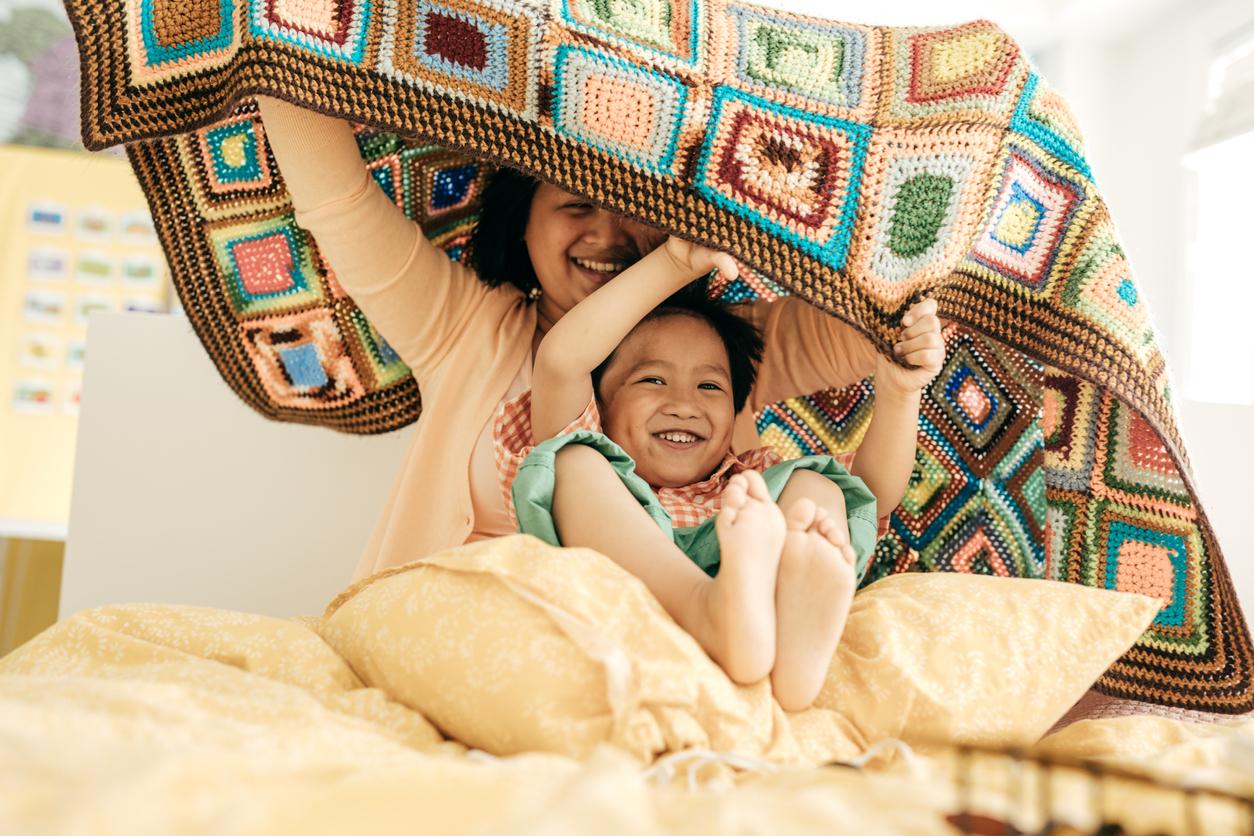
<box><xmin>120</xmin><ymin>255</ymin><xmax>162</xmax><ymax>287</ymax></box>
<box><xmin>12</xmin><ymin>380</ymin><xmax>54</xmax><ymax>414</ymax></box>
<box><xmin>26</xmin><ymin>202</ymin><xmax>67</xmax><ymax>235</ymax></box>
<box><xmin>17</xmin><ymin>333</ymin><xmax>60</xmax><ymax>369</ymax></box>
<box><xmin>76</xmin><ymin>207</ymin><xmax>112</xmax><ymax>240</ymax></box>
<box><xmin>63</xmin><ymin>381</ymin><xmax>81</xmax><ymax>415</ymax></box>
<box><xmin>27</xmin><ymin>248</ymin><xmax>69</xmax><ymax>281</ymax></box>
<box><xmin>119</xmin><ymin>211</ymin><xmax>158</xmax><ymax>245</ymax></box>
<box><xmin>123</xmin><ymin>298</ymin><xmax>165</xmax><ymax>314</ymax></box>
<box><xmin>65</xmin><ymin>339</ymin><xmax>86</xmax><ymax>370</ymax></box>
<box><xmin>75</xmin><ymin>251</ymin><xmax>113</xmax><ymax>284</ymax></box>
<box><xmin>74</xmin><ymin>294</ymin><xmax>113</xmax><ymax>325</ymax></box>
<box><xmin>22</xmin><ymin>290</ymin><xmax>65</xmax><ymax>324</ymax></box>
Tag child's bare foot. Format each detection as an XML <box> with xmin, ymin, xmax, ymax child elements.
<box><xmin>771</xmin><ymin>498</ymin><xmax>858</xmax><ymax>711</ymax></box>
<box><xmin>705</xmin><ymin>470</ymin><xmax>786</xmax><ymax>684</ymax></box>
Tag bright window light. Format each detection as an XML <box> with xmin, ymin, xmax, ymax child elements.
<box><xmin>1183</xmin><ymin>130</ymin><xmax>1254</xmax><ymax>405</ymax></box>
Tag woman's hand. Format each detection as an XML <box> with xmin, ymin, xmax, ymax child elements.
<box><xmin>875</xmin><ymin>298</ymin><xmax>945</xmax><ymax>398</ymax></box>
<box><xmin>662</xmin><ymin>236</ymin><xmax>740</xmax><ymax>284</ymax></box>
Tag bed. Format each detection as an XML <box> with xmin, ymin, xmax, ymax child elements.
<box><xmin>4</xmin><ymin>534</ymin><xmax>1252</xmax><ymax>833</ymax></box>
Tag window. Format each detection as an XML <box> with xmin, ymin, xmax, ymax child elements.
<box><xmin>1182</xmin><ymin>30</ymin><xmax>1254</xmax><ymax>404</ymax></box>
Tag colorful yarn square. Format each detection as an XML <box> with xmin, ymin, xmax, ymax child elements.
<box><xmin>929</xmin><ymin>506</ymin><xmax>1019</xmax><ymax>577</ymax></box>
<box><xmin>849</xmin><ymin>126</ymin><xmax>999</xmax><ymax>300</ymax></box>
<box><xmin>756</xmin><ymin>382</ymin><xmax>874</xmax><ymax>459</ymax></box>
<box><xmin>380</xmin><ymin>0</ymin><xmax>542</xmax><ymax>119</ymax></box>
<box><xmin>1042</xmin><ymin>372</ymin><xmax>1100</xmax><ymax>492</ymax></box>
<box><xmin>882</xmin><ymin>21</ymin><xmax>1025</xmax><ymax>126</ymax></box>
<box><xmin>240</xmin><ymin>308</ymin><xmax>365</xmax><ymax>407</ymax></box>
<box><xmin>928</xmin><ymin>343</ymin><xmax>1017</xmax><ymax>457</ymax></box>
<box><xmin>397</xmin><ymin>146</ymin><xmax>491</xmax><ymax>225</ymax></box>
<box><xmin>1011</xmin><ymin>73</ymin><xmax>1091</xmax><ymax>180</ymax></box>
<box><xmin>695</xmin><ymin>85</ymin><xmax>869</xmax><ymax>271</ymax></box>
<box><xmin>1088</xmin><ymin>500</ymin><xmax>1205</xmax><ymax>644</ymax></box>
<box><xmin>178</xmin><ymin>108</ymin><xmax>288</xmax><ymax>222</ymax></box>
<box><xmin>892</xmin><ymin>421</ymin><xmax>974</xmax><ymax>544</ymax></box>
<box><xmin>198</xmin><ymin>118</ymin><xmax>274</xmax><ymax>194</ymax></box>
<box><xmin>349</xmin><ymin>307</ymin><xmax>411</xmax><ymax>387</ymax></box>
<box><xmin>727</xmin><ymin>5</ymin><xmax>874</xmax><ymax>119</ymax></box>
<box><xmin>208</xmin><ymin>213</ymin><xmax>325</xmax><ymax>318</ymax></box>
<box><xmin>552</xmin><ymin>45</ymin><xmax>687</xmax><ymax>175</ymax></box>
<box><xmin>250</xmin><ymin>0</ymin><xmax>372</xmax><ymax>64</ymax></box>
<box><xmin>1062</xmin><ymin>214</ymin><xmax>1156</xmax><ymax>362</ymax></box>
<box><xmin>559</xmin><ymin>0</ymin><xmax>701</xmax><ymax>69</ymax></box>
<box><xmin>127</xmin><ymin>0</ymin><xmax>238</xmax><ymax>84</ymax></box>
<box><xmin>1091</xmin><ymin>395</ymin><xmax>1192</xmax><ymax>513</ymax></box>
<box><xmin>966</xmin><ymin>141</ymin><xmax>1086</xmax><ymax>293</ymax></box>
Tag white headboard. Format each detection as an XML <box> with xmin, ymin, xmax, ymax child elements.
<box><xmin>62</xmin><ymin>313</ymin><xmax>412</xmax><ymax>619</ymax></box>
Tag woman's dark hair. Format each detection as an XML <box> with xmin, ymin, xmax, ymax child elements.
<box><xmin>592</xmin><ymin>280</ymin><xmax>764</xmax><ymax>414</ymax></box>
<box><xmin>465</xmin><ymin>167</ymin><xmax>541</xmax><ymax>296</ymax></box>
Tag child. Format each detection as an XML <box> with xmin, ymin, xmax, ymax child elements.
<box><xmin>494</xmin><ymin>237</ymin><xmax>943</xmax><ymax>710</ymax></box>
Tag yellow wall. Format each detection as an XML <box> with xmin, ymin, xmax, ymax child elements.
<box><xmin>0</xmin><ymin>144</ymin><xmax>168</xmax><ymax>528</ymax></box>
<box><xmin>0</xmin><ymin>537</ymin><xmax>62</xmax><ymax>656</ymax></box>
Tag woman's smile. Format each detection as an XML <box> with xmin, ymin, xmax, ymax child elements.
<box><xmin>569</xmin><ymin>255</ymin><xmax>628</xmax><ymax>284</ymax></box>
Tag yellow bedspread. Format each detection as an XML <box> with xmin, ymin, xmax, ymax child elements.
<box><xmin>3</xmin><ymin>537</ymin><xmax>1250</xmax><ymax>834</ymax></box>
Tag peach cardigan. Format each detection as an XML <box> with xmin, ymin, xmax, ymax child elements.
<box><xmin>258</xmin><ymin>98</ymin><xmax>878</xmax><ymax>581</ymax></box>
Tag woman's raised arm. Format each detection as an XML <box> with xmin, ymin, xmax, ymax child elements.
<box><xmin>256</xmin><ymin>96</ymin><xmax>497</xmax><ymax>384</ymax></box>
<box><xmin>736</xmin><ymin>297</ymin><xmax>881</xmax><ymax>412</ymax></box>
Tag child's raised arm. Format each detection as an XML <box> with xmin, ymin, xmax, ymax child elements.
<box><xmin>851</xmin><ymin>298</ymin><xmax>945</xmax><ymax>518</ymax></box>
<box><xmin>530</xmin><ymin>237</ymin><xmax>737</xmax><ymax>440</ymax></box>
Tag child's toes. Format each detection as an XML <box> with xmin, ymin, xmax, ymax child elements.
<box><xmin>721</xmin><ymin>474</ymin><xmax>749</xmax><ymax>521</ymax></box>
<box><xmin>811</xmin><ymin>509</ymin><xmax>841</xmax><ymax>541</ymax></box>
<box><xmin>741</xmin><ymin>469</ymin><xmax>771</xmax><ymax>503</ymax></box>
<box><xmin>784</xmin><ymin>497</ymin><xmax>818</xmax><ymax>532</ymax></box>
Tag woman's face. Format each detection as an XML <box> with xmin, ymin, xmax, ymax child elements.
<box><xmin>524</xmin><ymin>183</ymin><xmax>665</xmax><ymax>323</ymax></box>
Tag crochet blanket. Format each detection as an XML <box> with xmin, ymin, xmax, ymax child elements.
<box><xmin>64</xmin><ymin>0</ymin><xmax>1252</xmax><ymax>714</ymax></box>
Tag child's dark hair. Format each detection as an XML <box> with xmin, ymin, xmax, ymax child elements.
<box><xmin>592</xmin><ymin>281</ymin><xmax>764</xmax><ymax>414</ymax></box>
<box><xmin>465</xmin><ymin>167</ymin><xmax>540</xmax><ymax>296</ymax></box>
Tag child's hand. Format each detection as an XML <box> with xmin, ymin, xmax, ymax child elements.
<box><xmin>875</xmin><ymin>298</ymin><xmax>945</xmax><ymax>397</ymax></box>
<box><xmin>662</xmin><ymin>236</ymin><xmax>740</xmax><ymax>284</ymax></box>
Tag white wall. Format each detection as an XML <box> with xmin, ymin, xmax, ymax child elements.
<box><xmin>1036</xmin><ymin>0</ymin><xmax>1254</xmax><ymax>607</ymax></box>
<box><xmin>62</xmin><ymin>313</ymin><xmax>413</xmax><ymax>619</ymax></box>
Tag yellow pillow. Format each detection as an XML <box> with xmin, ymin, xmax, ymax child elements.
<box><xmin>320</xmin><ymin>535</ymin><xmax>1160</xmax><ymax>763</ymax></box>
<box><xmin>804</xmin><ymin>573</ymin><xmax>1162</xmax><ymax>753</ymax></box>
<box><xmin>319</xmin><ymin>535</ymin><xmax>800</xmax><ymax>763</ymax></box>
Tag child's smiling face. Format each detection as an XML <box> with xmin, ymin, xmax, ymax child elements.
<box><xmin>597</xmin><ymin>313</ymin><xmax>737</xmax><ymax>489</ymax></box>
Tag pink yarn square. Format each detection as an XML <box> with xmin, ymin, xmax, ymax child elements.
<box><xmin>1115</xmin><ymin>539</ymin><xmax>1175</xmax><ymax>604</ymax></box>
<box><xmin>581</xmin><ymin>74</ymin><xmax>657</xmax><ymax>154</ymax></box>
<box><xmin>956</xmin><ymin>376</ymin><xmax>992</xmax><ymax>424</ymax></box>
<box><xmin>233</xmin><ymin>234</ymin><xmax>296</xmax><ymax>296</ymax></box>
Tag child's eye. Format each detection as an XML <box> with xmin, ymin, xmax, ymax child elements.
<box><xmin>638</xmin><ymin>376</ymin><xmax>664</xmax><ymax>385</ymax></box>
<box><xmin>698</xmin><ymin>382</ymin><xmax>724</xmax><ymax>391</ymax></box>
